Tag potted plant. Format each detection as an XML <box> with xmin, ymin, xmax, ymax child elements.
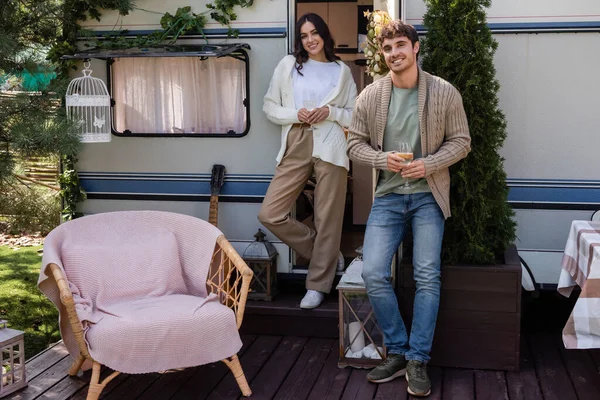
<box><xmin>421</xmin><ymin>0</ymin><xmax>516</xmax><ymax>264</ymax></box>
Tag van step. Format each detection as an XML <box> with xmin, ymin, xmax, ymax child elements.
<box><xmin>241</xmin><ymin>293</ymin><xmax>339</xmax><ymax>338</ymax></box>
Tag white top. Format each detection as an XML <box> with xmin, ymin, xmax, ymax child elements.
<box><xmin>292</xmin><ymin>58</ymin><xmax>341</xmax><ymax>110</ymax></box>
<box><xmin>263</xmin><ymin>55</ymin><xmax>357</xmax><ymax>170</ymax></box>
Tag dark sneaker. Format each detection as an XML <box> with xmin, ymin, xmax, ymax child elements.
<box><xmin>406</xmin><ymin>360</ymin><xmax>431</xmax><ymax>397</ymax></box>
<box><xmin>367</xmin><ymin>353</ymin><xmax>407</xmax><ymax>383</ymax></box>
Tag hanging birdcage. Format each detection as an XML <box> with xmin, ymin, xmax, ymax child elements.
<box><xmin>65</xmin><ymin>61</ymin><xmax>111</xmax><ymax>143</ymax></box>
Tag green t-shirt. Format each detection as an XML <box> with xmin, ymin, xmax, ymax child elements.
<box><xmin>375</xmin><ymin>86</ymin><xmax>431</xmax><ymax>197</ymax></box>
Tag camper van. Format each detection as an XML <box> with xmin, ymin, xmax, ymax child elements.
<box><xmin>71</xmin><ymin>0</ymin><xmax>600</xmax><ymax>288</ymax></box>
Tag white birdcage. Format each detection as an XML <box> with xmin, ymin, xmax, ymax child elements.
<box><xmin>66</xmin><ymin>61</ymin><xmax>111</xmax><ymax>143</ymax></box>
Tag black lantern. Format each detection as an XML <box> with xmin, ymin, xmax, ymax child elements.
<box><xmin>242</xmin><ymin>229</ymin><xmax>279</xmax><ymax>301</ymax></box>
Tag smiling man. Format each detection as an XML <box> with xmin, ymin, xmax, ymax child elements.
<box><xmin>346</xmin><ymin>20</ymin><xmax>471</xmax><ymax>397</ymax></box>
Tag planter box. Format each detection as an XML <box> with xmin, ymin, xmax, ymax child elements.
<box><xmin>397</xmin><ymin>244</ymin><xmax>521</xmax><ymax>371</ymax></box>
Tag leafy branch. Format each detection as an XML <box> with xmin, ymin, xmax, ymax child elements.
<box><xmin>89</xmin><ymin>2</ymin><xmax>257</xmax><ymax>50</ymax></box>
<box><xmin>89</xmin><ymin>6</ymin><xmax>209</xmax><ymax>49</ymax></box>
<box><xmin>207</xmin><ymin>0</ymin><xmax>254</xmax><ymax>37</ymax></box>
<box><xmin>58</xmin><ymin>155</ymin><xmax>86</xmax><ymax>221</ymax></box>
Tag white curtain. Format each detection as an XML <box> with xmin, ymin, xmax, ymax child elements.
<box><xmin>112</xmin><ymin>56</ymin><xmax>247</xmax><ymax>134</ymax></box>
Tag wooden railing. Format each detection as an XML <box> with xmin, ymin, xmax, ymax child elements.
<box><xmin>23</xmin><ymin>156</ymin><xmax>59</xmax><ymax>184</ymax></box>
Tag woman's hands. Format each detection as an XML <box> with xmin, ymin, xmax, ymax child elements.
<box><xmin>297</xmin><ymin>106</ymin><xmax>330</xmax><ymax>125</ymax></box>
<box><xmin>307</xmin><ymin>106</ymin><xmax>329</xmax><ymax>124</ymax></box>
<box><xmin>297</xmin><ymin>108</ymin><xmax>311</xmax><ymax>123</ymax></box>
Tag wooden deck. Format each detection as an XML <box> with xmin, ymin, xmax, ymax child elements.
<box><xmin>6</xmin><ymin>331</ymin><xmax>600</xmax><ymax>400</ymax></box>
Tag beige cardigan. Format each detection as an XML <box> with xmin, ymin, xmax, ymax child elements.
<box><xmin>347</xmin><ymin>70</ymin><xmax>471</xmax><ymax>218</ymax></box>
<box><xmin>263</xmin><ymin>55</ymin><xmax>357</xmax><ymax>169</ymax></box>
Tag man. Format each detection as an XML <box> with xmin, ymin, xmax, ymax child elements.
<box><xmin>346</xmin><ymin>20</ymin><xmax>471</xmax><ymax>397</ymax></box>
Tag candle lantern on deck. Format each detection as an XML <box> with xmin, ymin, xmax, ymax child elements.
<box><xmin>0</xmin><ymin>320</ymin><xmax>27</xmax><ymax>397</ymax></box>
<box><xmin>242</xmin><ymin>229</ymin><xmax>279</xmax><ymax>301</ymax></box>
<box><xmin>337</xmin><ymin>258</ymin><xmax>387</xmax><ymax>369</ymax></box>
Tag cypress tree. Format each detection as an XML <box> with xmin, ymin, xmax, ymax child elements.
<box><xmin>421</xmin><ymin>0</ymin><xmax>516</xmax><ymax>264</ymax></box>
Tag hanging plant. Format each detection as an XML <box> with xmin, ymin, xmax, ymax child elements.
<box><xmin>207</xmin><ymin>0</ymin><xmax>254</xmax><ymax>37</ymax></box>
<box><xmin>90</xmin><ymin>2</ymin><xmax>256</xmax><ymax>50</ymax></box>
<box><xmin>362</xmin><ymin>10</ymin><xmax>392</xmax><ymax>77</ymax></box>
<box><xmin>89</xmin><ymin>6</ymin><xmax>208</xmax><ymax>49</ymax></box>
<box><xmin>159</xmin><ymin>6</ymin><xmax>208</xmax><ymax>41</ymax></box>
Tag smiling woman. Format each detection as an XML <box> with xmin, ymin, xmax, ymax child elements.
<box><xmin>259</xmin><ymin>12</ymin><xmax>358</xmax><ymax>310</ymax></box>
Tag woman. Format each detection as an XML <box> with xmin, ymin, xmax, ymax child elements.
<box><xmin>259</xmin><ymin>13</ymin><xmax>357</xmax><ymax>309</ymax></box>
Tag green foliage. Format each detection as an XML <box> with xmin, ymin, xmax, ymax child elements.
<box><xmin>0</xmin><ymin>1</ymin><xmax>64</xmax><ymax>51</ymax></box>
<box><xmin>47</xmin><ymin>1</ymin><xmax>137</xmax><ymax>65</ymax></box>
<box><xmin>89</xmin><ymin>2</ymin><xmax>255</xmax><ymax>50</ymax></box>
<box><xmin>0</xmin><ymin>183</ymin><xmax>61</xmax><ymax>235</ymax></box>
<box><xmin>0</xmin><ymin>245</ymin><xmax>61</xmax><ymax>359</ymax></box>
<box><xmin>89</xmin><ymin>6</ymin><xmax>210</xmax><ymax>49</ymax></box>
<box><xmin>206</xmin><ymin>0</ymin><xmax>254</xmax><ymax>37</ymax></box>
<box><xmin>421</xmin><ymin>0</ymin><xmax>516</xmax><ymax>264</ymax></box>
<box><xmin>0</xmin><ymin>90</ymin><xmax>81</xmax><ymax>183</ymax></box>
<box><xmin>1</xmin><ymin>1</ymin><xmax>85</xmax><ymax>224</ymax></box>
<box><xmin>160</xmin><ymin>6</ymin><xmax>208</xmax><ymax>40</ymax></box>
<box><xmin>59</xmin><ymin>155</ymin><xmax>86</xmax><ymax>221</ymax></box>
<box><xmin>46</xmin><ymin>41</ymin><xmax>78</xmax><ymax>72</ymax></box>
<box><xmin>69</xmin><ymin>0</ymin><xmax>137</xmax><ymax>22</ymax></box>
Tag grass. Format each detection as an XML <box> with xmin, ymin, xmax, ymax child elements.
<box><xmin>0</xmin><ymin>245</ymin><xmax>60</xmax><ymax>360</ymax></box>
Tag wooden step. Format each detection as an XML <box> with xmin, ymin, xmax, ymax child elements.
<box><xmin>241</xmin><ymin>292</ymin><xmax>339</xmax><ymax>339</ymax></box>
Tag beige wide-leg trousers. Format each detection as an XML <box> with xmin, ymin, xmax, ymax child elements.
<box><xmin>258</xmin><ymin>125</ymin><xmax>347</xmax><ymax>293</ymax></box>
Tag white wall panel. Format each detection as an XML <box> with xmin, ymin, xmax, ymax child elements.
<box><xmin>80</xmin><ymin>0</ymin><xmax>288</xmax><ymax>31</ymax></box>
<box><xmin>495</xmin><ymin>33</ymin><xmax>600</xmax><ymax>180</ymax></box>
<box><xmin>406</xmin><ymin>0</ymin><xmax>600</xmax><ymax>25</ymax></box>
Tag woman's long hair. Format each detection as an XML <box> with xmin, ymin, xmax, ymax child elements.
<box><xmin>294</xmin><ymin>13</ymin><xmax>340</xmax><ymax>75</ymax></box>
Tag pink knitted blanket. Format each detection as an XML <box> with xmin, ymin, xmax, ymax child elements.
<box><xmin>38</xmin><ymin>211</ymin><xmax>242</xmax><ymax>373</ymax></box>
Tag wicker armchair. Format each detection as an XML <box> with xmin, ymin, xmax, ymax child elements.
<box><xmin>38</xmin><ymin>211</ymin><xmax>253</xmax><ymax>400</ymax></box>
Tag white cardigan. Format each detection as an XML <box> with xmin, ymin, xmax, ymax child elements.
<box><xmin>263</xmin><ymin>55</ymin><xmax>357</xmax><ymax>170</ymax></box>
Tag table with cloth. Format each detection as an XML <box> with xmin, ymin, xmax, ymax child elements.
<box><xmin>558</xmin><ymin>220</ymin><xmax>600</xmax><ymax>349</ymax></box>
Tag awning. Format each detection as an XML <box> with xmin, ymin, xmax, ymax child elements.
<box><xmin>61</xmin><ymin>43</ymin><xmax>250</xmax><ymax>59</ymax></box>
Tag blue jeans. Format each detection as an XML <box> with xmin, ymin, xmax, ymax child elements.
<box><xmin>362</xmin><ymin>192</ymin><xmax>445</xmax><ymax>363</ymax></box>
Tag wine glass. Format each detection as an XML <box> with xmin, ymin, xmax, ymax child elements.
<box><xmin>397</xmin><ymin>141</ymin><xmax>414</xmax><ymax>189</ymax></box>
<box><xmin>303</xmin><ymin>90</ymin><xmax>318</xmax><ymax>130</ymax></box>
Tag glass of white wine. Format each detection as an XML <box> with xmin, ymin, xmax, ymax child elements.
<box><xmin>397</xmin><ymin>141</ymin><xmax>414</xmax><ymax>189</ymax></box>
<box><xmin>303</xmin><ymin>90</ymin><xmax>318</xmax><ymax>130</ymax></box>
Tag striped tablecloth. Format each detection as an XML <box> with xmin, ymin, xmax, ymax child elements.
<box><xmin>558</xmin><ymin>220</ymin><xmax>600</xmax><ymax>349</ymax></box>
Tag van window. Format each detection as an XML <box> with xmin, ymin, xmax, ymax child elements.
<box><xmin>110</xmin><ymin>54</ymin><xmax>248</xmax><ymax>137</ymax></box>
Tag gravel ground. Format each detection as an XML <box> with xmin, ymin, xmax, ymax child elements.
<box><xmin>0</xmin><ymin>223</ymin><xmax>44</xmax><ymax>249</ymax></box>
<box><xmin>0</xmin><ymin>233</ymin><xmax>44</xmax><ymax>249</ymax></box>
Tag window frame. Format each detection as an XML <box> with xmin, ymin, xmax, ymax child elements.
<box><xmin>64</xmin><ymin>43</ymin><xmax>251</xmax><ymax>138</ymax></box>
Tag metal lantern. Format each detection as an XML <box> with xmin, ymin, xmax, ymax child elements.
<box><xmin>336</xmin><ymin>258</ymin><xmax>386</xmax><ymax>369</ymax></box>
<box><xmin>242</xmin><ymin>229</ymin><xmax>279</xmax><ymax>301</ymax></box>
<box><xmin>66</xmin><ymin>61</ymin><xmax>111</xmax><ymax>143</ymax></box>
<box><xmin>0</xmin><ymin>320</ymin><xmax>27</xmax><ymax>397</ymax></box>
